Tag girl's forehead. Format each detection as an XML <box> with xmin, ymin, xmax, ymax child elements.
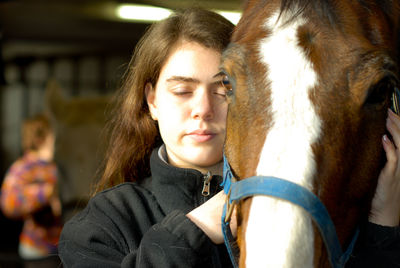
<box><xmin>159</xmin><ymin>42</ymin><xmax>221</xmax><ymax>80</ymax></box>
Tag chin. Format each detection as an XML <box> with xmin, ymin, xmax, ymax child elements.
<box><xmin>191</xmin><ymin>152</ymin><xmax>222</xmax><ymax>167</ymax></box>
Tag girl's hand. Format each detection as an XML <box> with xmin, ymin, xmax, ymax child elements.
<box><xmin>187</xmin><ymin>191</ymin><xmax>237</xmax><ymax>244</ymax></box>
<box><xmin>369</xmin><ymin>109</ymin><xmax>400</xmax><ymax>226</ymax></box>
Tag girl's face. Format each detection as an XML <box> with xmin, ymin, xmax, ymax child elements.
<box><xmin>147</xmin><ymin>41</ymin><xmax>227</xmax><ymax>173</ymax></box>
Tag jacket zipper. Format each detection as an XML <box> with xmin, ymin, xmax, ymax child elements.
<box><xmin>201</xmin><ymin>171</ymin><xmax>212</xmax><ymax>197</ymax></box>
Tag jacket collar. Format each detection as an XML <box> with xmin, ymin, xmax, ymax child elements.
<box><xmin>146</xmin><ymin>146</ymin><xmax>223</xmax><ymax>215</ymax></box>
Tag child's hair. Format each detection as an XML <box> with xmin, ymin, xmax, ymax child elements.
<box><xmin>21</xmin><ymin>114</ymin><xmax>53</xmax><ymax>152</ymax></box>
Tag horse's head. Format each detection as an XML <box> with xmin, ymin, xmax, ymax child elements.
<box><xmin>45</xmin><ymin>80</ymin><xmax>110</xmax><ymax>221</ymax></box>
<box><xmin>222</xmin><ymin>1</ymin><xmax>400</xmax><ymax>266</ymax></box>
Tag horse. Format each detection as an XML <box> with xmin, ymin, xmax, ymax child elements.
<box><xmin>45</xmin><ymin>80</ymin><xmax>111</xmax><ymax>222</ymax></box>
<box><xmin>221</xmin><ymin>0</ymin><xmax>400</xmax><ymax>267</ymax></box>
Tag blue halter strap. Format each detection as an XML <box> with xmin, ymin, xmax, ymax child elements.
<box><xmin>221</xmin><ymin>155</ymin><xmax>359</xmax><ymax>268</ymax></box>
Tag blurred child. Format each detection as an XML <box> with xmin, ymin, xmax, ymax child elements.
<box><xmin>1</xmin><ymin>114</ymin><xmax>62</xmax><ymax>267</ymax></box>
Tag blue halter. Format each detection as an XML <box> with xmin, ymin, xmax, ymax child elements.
<box><xmin>221</xmin><ymin>155</ymin><xmax>359</xmax><ymax>268</ymax></box>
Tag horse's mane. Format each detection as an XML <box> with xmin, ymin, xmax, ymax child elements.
<box><xmin>248</xmin><ymin>0</ymin><xmax>393</xmax><ymax>27</ymax></box>
<box><xmin>240</xmin><ymin>0</ymin><xmax>337</xmax><ymax>26</ymax></box>
<box><xmin>279</xmin><ymin>0</ymin><xmax>335</xmax><ymax>19</ymax></box>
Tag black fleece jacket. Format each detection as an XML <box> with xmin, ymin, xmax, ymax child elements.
<box><xmin>59</xmin><ymin>148</ymin><xmax>231</xmax><ymax>267</ymax></box>
<box><xmin>59</xmin><ymin>147</ymin><xmax>400</xmax><ymax>267</ymax></box>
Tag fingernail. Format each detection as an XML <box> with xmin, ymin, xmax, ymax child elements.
<box><xmin>389</xmin><ymin>108</ymin><xmax>399</xmax><ymax>118</ymax></box>
<box><xmin>383</xmin><ymin>134</ymin><xmax>389</xmax><ymax>143</ymax></box>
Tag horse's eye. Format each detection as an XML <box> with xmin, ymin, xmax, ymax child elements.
<box><xmin>365</xmin><ymin>78</ymin><xmax>394</xmax><ymax>107</ymax></box>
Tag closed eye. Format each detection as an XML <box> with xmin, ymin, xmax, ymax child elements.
<box><xmin>173</xmin><ymin>91</ymin><xmax>192</xmax><ymax>96</ymax></box>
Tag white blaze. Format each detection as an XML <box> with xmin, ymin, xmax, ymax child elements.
<box><xmin>245</xmin><ymin>12</ymin><xmax>321</xmax><ymax>268</ymax></box>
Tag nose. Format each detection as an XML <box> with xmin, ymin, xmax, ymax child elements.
<box><xmin>191</xmin><ymin>89</ymin><xmax>214</xmax><ymax>121</ymax></box>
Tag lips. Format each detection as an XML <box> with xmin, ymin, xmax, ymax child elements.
<box><xmin>187</xmin><ymin>130</ymin><xmax>216</xmax><ymax>142</ymax></box>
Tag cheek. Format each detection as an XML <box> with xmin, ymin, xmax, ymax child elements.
<box><xmin>217</xmin><ymin>103</ymin><xmax>229</xmax><ymax>123</ymax></box>
<box><xmin>156</xmin><ymin>97</ymin><xmax>185</xmax><ymax>117</ymax></box>
<box><xmin>156</xmin><ymin>103</ymin><xmax>186</xmax><ymax>137</ymax></box>
<box><xmin>157</xmin><ymin>119</ymin><xmax>179</xmax><ymax>146</ymax></box>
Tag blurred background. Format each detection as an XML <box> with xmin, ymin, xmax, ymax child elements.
<box><xmin>0</xmin><ymin>0</ymin><xmax>241</xmax><ymax>266</ymax></box>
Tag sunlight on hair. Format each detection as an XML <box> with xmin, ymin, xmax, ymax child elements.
<box><xmin>115</xmin><ymin>4</ymin><xmax>241</xmax><ymax>25</ymax></box>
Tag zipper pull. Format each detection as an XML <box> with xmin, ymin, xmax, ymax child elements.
<box><xmin>202</xmin><ymin>171</ymin><xmax>212</xmax><ymax>197</ymax></box>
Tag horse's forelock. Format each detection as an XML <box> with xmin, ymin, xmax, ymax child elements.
<box><xmin>279</xmin><ymin>0</ymin><xmax>336</xmax><ymax>23</ymax></box>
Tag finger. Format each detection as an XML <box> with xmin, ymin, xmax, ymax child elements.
<box><xmin>388</xmin><ymin>109</ymin><xmax>400</xmax><ymax>131</ymax></box>
<box><xmin>387</xmin><ymin>111</ymin><xmax>400</xmax><ymax>148</ymax></box>
<box><xmin>230</xmin><ymin>207</ymin><xmax>238</xmax><ymax>237</ymax></box>
<box><xmin>388</xmin><ymin>108</ymin><xmax>400</xmax><ymax>125</ymax></box>
<box><xmin>215</xmin><ymin>190</ymin><xmax>226</xmax><ymax>200</ymax></box>
<box><xmin>382</xmin><ymin>134</ymin><xmax>398</xmax><ymax>175</ymax></box>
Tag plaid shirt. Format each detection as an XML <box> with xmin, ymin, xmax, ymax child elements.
<box><xmin>1</xmin><ymin>152</ymin><xmax>62</xmax><ymax>255</ymax></box>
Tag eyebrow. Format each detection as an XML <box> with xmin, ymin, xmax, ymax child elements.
<box><xmin>166</xmin><ymin>76</ymin><xmax>200</xmax><ymax>83</ymax></box>
<box><xmin>166</xmin><ymin>74</ymin><xmax>225</xmax><ymax>86</ymax></box>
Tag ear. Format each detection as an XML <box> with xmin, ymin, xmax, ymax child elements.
<box><xmin>145</xmin><ymin>83</ymin><xmax>158</xmax><ymax>121</ymax></box>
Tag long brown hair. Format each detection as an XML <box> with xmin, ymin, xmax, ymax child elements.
<box><xmin>94</xmin><ymin>8</ymin><xmax>234</xmax><ymax>193</ymax></box>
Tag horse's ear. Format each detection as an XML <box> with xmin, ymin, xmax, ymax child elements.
<box><xmin>44</xmin><ymin>79</ymin><xmax>67</xmax><ymax>120</ymax></box>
